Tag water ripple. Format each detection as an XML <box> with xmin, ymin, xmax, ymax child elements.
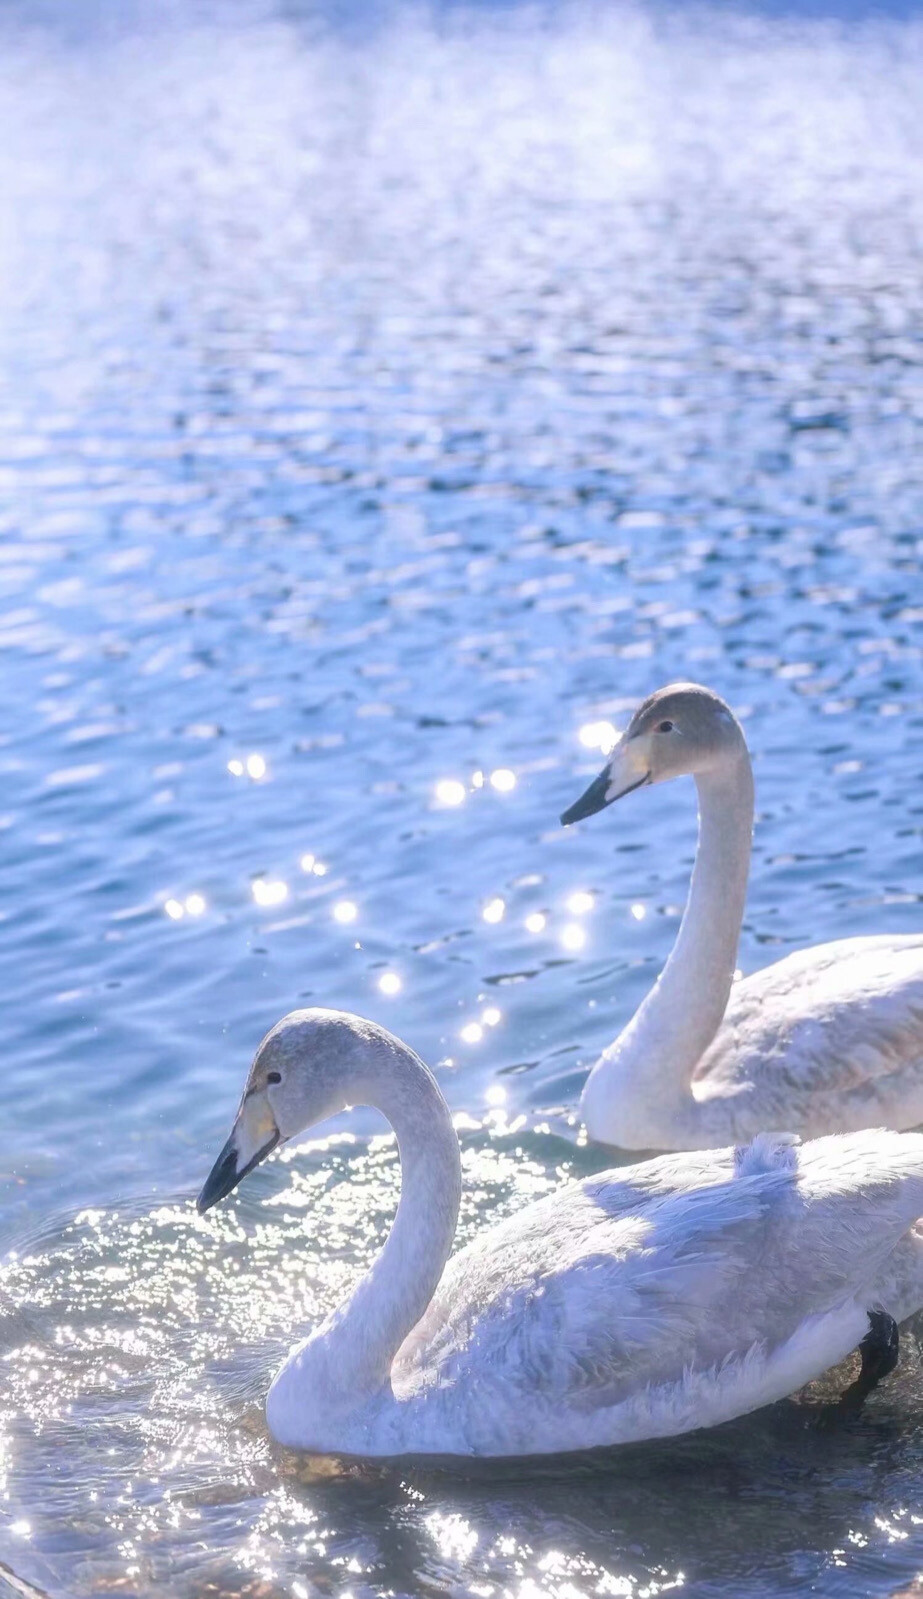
<box><xmin>0</xmin><ymin>0</ymin><xmax>923</xmax><ymax>1592</ymax></box>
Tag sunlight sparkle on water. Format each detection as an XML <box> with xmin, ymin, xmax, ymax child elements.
<box><xmin>426</xmin><ymin>1512</ymin><xmax>479</xmax><ymax>1563</ymax></box>
<box><xmin>252</xmin><ymin>878</ymin><xmax>288</xmax><ymax>907</ymax></box>
<box><xmin>490</xmin><ymin>768</ymin><xmax>516</xmax><ymax>793</ymax></box>
<box><xmin>579</xmin><ymin>720</ymin><xmax>618</xmax><ymax>754</ymax></box>
<box><xmin>435</xmin><ymin>778</ymin><xmax>466</xmax><ymax>807</ymax></box>
<box><xmin>566</xmin><ymin>890</ymin><xmax>594</xmax><ymax>915</ymax></box>
<box><xmin>7</xmin><ymin>6</ymin><xmax>919</xmax><ymax>1591</ymax></box>
<box><xmin>228</xmin><ymin>753</ymin><xmax>267</xmax><ymax>779</ymax></box>
<box><xmin>333</xmin><ymin>900</ymin><xmax>358</xmax><ymax>924</ymax></box>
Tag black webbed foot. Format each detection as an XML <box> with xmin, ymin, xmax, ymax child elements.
<box><xmin>837</xmin><ymin>1309</ymin><xmax>900</xmax><ymax>1412</ymax></box>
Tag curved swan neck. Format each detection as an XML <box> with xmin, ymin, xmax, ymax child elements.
<box><xmin>584</xmin><ymin>744</ymin><xmax>754</xmax><ymax>1144</ymax></box>
<box><xmin>314</xmin><ymin>1047</ymin><xmax>461</xmax><ymax>1400</ymax></box>
<box><xmin>664</xmin><ymin>751</ymin><xmax>755</xmax><ymax>1038</ymax></box>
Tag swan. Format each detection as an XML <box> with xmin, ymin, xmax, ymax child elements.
<box><xmin>198</xmin><ymin>1007</ymin><xmax>923</xmax><ymax>1459</ymax></box>
<box><xmin>561</xmin><ymin>682</ymin><xmax>923</xmax><ymax>1152</ymax></box>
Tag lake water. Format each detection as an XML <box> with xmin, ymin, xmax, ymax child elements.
<box><xmin>1</xmin><ymin>0</ymin><xmax>923</xmax><ymax>1593</ymax></box>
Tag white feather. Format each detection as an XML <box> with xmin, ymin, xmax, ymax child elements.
<box><xmin>570</xmin><ymin>684</ymin><xmax>923</xmax><ymax>1151</ymax></box>
<box><xmin>206</xmin><ymin>1016</ymin><xmax>923</xmax><ymax>1459</ymax></box>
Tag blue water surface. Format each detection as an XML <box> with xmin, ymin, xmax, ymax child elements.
<box><xmin>0</xmin><ymin>1</ymin><xmax>922</xmax><ymax>1594</ymax></box>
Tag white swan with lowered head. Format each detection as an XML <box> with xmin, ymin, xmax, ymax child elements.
<box><xmin>562</xmin><ymin>682</ymin><xmax>923</xmax><ymax>1153</ymax></box>
<box><xmin>199</xmin><ymin>1008</ymin><xmax>923</xmax><ymax>1459</ymax></box>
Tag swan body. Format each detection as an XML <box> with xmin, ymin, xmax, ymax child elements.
<box><xmin>199</xmin><ymin>1009</ymin><xmax>923</xmax><ymax>1459</ymax></box>
<box><xmin>563</xmin><ymin>683</ymin><xmax>923</xmax><ymax>1152</ymax></box>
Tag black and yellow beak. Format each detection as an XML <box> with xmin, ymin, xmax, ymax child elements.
<box><xmin>561</xmin><ymin>759</ymin><xmax>650</xmax><ymax>826</ymax></box>
<box><xmin>196</xmin><ymin>1128</ymin><xmax>280</xmax><ymax>1213</ymax></box>
<box><xmin>561</xmin><ymin>766</ymin><xmax>611</xmax><ymax>825</ymax></box>
<box><xmin>196</xmin><ymin>1089</ymin><xmax>282</xmax><ymax>1213</ymax></box>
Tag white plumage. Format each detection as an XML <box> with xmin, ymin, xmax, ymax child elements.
<box><xmin>563</xmin><ymin>683</ymin><xmax>923</xmax><ymax>1152</ymax></box>
<box><xmin>689</xmin><ymin>934</ymin><xmax>923</xmax><ymax>1136</ymax></box>
<box><xmin>198</xmin><ymin>1010</ymin><xmax>923</xmax><ymax>1460</ymax></box>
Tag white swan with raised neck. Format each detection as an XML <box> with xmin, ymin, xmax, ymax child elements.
<box><xmin>199</xmin><ymin>1008</ymin><xmax>923</xmax><ymax>1458</ymax></box>
<box><xmin>562</xmin><ymin>682</ymin><xmax>923</xmax><ymax>1152</ymax></box>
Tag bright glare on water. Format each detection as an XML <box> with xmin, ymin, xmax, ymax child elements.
<box><xmin>1</xmin><ymin>0</ymin><xmax>923</xmax><ymax>1594</ymax></box>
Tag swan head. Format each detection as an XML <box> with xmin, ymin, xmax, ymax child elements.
<box><xmin>561</xmin><ymin>682</ymin><xmax>744</xmax><ymax>825</ymax></box>
<box><xmin>196</xmin><ymin>1008</ymin><xmax>403</xmax><ymax>1213</ymax></box>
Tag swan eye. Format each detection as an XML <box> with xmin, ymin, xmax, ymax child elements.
<box><xmin>657</xmin><ymin>720</ymin><xmax>675</xmax><ymax>733</ymax></box>
<box><xmin>266</xmin><ymin>1071</ymin><xmax>282</xmax><ymax>1085</ymax></box>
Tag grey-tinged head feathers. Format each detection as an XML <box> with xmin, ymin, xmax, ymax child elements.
<box><xmin>561</xmin><ymin>681</ymin><xmax>747</xmax><ymax>826</ymax></box>
<box><xmin>623</xmin><ymin>682</ymin><xmax>738</xmax><ymax>741</ymax></box>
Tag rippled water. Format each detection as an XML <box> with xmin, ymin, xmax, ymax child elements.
<box><xmin>1</xmin><ymin>0</ymin><xmax>923</xmax><ymax>1593</ymax></box>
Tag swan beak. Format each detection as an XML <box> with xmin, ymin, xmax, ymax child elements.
<box><xmin>196</xmin><ymin>1092</ymin><xmax>281</xmax><ymax>1213</ymax></box>
<box><xmin>561</xmin><ymin>747</ymin><xmax>651</xmax><ymax>825</ymax></box>
<box><xmin>560</xmin><ymin>766</ymin><xmax>612</xmax><ymax>825</ymax></box>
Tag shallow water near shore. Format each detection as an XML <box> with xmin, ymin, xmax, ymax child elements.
<box><xmin>1</xmin><ymin>0</ymin><xmax>923</xmax><ymax>1593</ymax></box>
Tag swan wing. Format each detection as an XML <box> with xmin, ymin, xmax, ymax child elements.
<box><xmin>395</xmin><ymin>1175</ymin><xmax>756</xmax><ymax>1415</ymax></box>
<box><xmin>693</xmin><ymin>935</ymin><xmax>923</xmax><ymax>1130</ymax></box>
<box><xmin>395</xmin><ymin>1132</ymin><xmax>923</xmax><ymax>1431</ymax></box>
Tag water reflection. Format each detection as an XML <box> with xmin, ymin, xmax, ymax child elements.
<box><xmin>6</xmin><ymin>1127</ymin><xmax>923</xmax><ymax>1597</ymax></box>
<box><xmin>1</xmin><ymin>0</ymin><xmax>923</xmax><ymax>1592</ymax></box>
<box><xmin>228</xmin><ymin>755</ymin><xmax>268</xmax><ymax>781</ymax></box>
<box><xmin>579</xmin><ymin>722</ymin><xmax>619</xmax><ymax>755</ymax></box>
<box><xmin>253</xmin><ymin>879</ymin><xmax>289</xmax><ymax>907</ymax></box>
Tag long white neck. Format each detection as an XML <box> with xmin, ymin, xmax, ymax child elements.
<box><xmin>286</xmin><ymin>1045</ymin><xmax>462</xmax><ymax>1410</ymax></box>
<box><xmin>583</xmin><ymin>747</ymin><xmax>754</xmax><ymax>1147</ymax></box>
